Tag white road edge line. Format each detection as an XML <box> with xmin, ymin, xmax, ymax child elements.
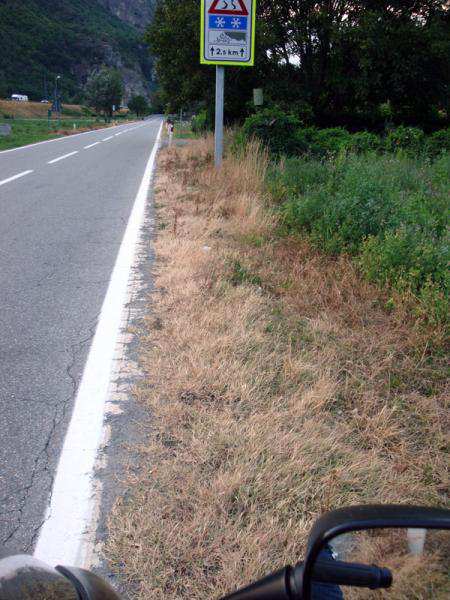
<box><xmin>84</xmin><ymin>142</ymin><xmax>101</xmax><ymax>149</ymax></box>
<box><xmin>33</xmin><ymin>120</ymin><xmax>163</xmax><ymax>568</ymax></box>
<box><xmin>0</xmin><ymin>170</ymin><xmax>34</xmax><ymax>187</ymax></box>
<box><xmin>48</xmin><ymin>151</ymin><xmax>78</xmax><ymax>164</ymax></box>
<box><xmin>102</xmin><ymin>136</ymin><xmax>114</xmax><ymax>142</ymax></box>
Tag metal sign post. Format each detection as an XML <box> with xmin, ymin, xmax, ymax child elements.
<box><xmin>215</xmin><ymin>66</ymin><xmax>225</xmax><ymax>167</ymax></box>
<box><xmin>201</xmin><ymin>0</ymin><xmax>256</xmax><ymax>168</ymax></box>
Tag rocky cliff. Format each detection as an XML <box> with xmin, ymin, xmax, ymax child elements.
<box><xmin>98</xmin><ymin>0</ymin><xmax>155</xmax><ymax>31</ymax></box>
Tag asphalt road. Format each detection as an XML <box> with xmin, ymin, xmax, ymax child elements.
<box><xmin>0</xmin><ymin>118</ymin><xmax>162</xmax><ymax>552</ymax></box>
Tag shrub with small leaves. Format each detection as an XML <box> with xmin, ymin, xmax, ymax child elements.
<box><xmin>241</xmin><ymin>108</ymin><xmax>302</xmax><ymax>156</ymax></box>
<box><xmin>272</xmin><ymin>151</ymin><xmax>449</xmax><ymax>322</ymax></box>
<box><xmin>426</xmin><ymin>128</ymin><xmax>450</xmax><ymax>157</ymax></box>
<box><xmin>385</xmin><ymin>126</ymin><xmax>425</xmax><ymax>154</ymax></box>
<box><xmin>348</xmin><ymin>131</ymin><xmax>382</xmax><ymax>153</ymax></box>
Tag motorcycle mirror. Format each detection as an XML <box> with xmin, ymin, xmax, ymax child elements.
<box><xmin>0</xmin><ymin>555</ymin><xmax>78</xmax><ymax>600</ymax></box>
<box><xmin>0</xmin><ymin>554</ymin><xmax>122</xmax><ymax>600</ymax></box>
<box><xmin>300</xmin><ymin>505</ymin><xmax>450</xmax><ymax>600</ymax></box>
<box><xmin>56</xmin><ymin>565</ymin><xmax>122</xmax><ymax>600</ymax></box>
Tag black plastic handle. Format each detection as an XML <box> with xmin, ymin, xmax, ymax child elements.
<box><xmin>307</xmin><ymin>559</ymin><xmax>392</xmax><ymax>589</ymax></box>
<box><xmin>221</xmin><ymin>567</ymin><xmax>292</xmax><ymax>599</ymax></box>
<box><xmin>222</xmin><ymin>560</ymin><xmax>392</xmax><ymax>599</ymax></box>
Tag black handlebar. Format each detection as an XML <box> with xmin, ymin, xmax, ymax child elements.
<box><xmin>222</xmin><ymin>559</ymin><xmax>392</xmax><ymax>599</ymax></box>
<box><xmin>303</xmin><ymin>559</ymin><xmax>392</xmax><ymax>589</ymax></box>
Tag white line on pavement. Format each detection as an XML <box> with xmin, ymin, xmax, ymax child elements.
<box><xmin>0</xmin><ymin>170</ymin><xmax>34</xmax><ymax>187</ymax></box>
<box><xmin>48</xmin><ymin>151</ymin><xmax>78</xmax><ymax>164</ymax></box>
<box><xmin>33</xmin><ymin>119</ymin><xmax>164</xmax><ymax>568</ymax></box>
<box><xmin>84</xmin><ymin>142</ymin><xmax>101</xmax><ymax>149</ymax></box>
<box><xmin>102</xmin><ymin>136</ymin><xmax>114</xmax><ymax>142</ymax></box>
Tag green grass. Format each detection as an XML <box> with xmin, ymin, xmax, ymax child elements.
<box><xmin>0</xmin><ymin>118</ymin><xmax>105</xmax><ymax>150</ymax></box>
<box><xmin>268</xmin><ymin>151</ymin><xmax>449</xmax><ymax>324</ymax></box>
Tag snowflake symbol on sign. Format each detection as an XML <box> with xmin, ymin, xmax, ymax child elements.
<box><xmin>215</xmin><ymin>17</ymin><xmax>225</xmax><ymax>27</ymax></box>
<box><xmin>231</xmin><ymin>18</ymin><xmax>242</xmax><ymax>28</ymax></box>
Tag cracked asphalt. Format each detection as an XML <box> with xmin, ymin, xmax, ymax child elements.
<box><xmin>0</xmin><ymin>118</ymin><xmax>162</xmax><ymax>552</ymax></box>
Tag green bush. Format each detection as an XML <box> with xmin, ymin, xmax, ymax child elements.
<box><xmin>272</xmin><ymin>152</ymin><xmax>449</xmax><ymax>321</ymax></box>
<box><xmin>292</xmin><ymin>127</ymin><xmax>318</xmax><ymax>155</ymax></box>
<box><xmin>267</xmin><ymin>156</ymin><xmax>331</xmax><ymax>203</ymax></box>
<box><xmin>348</xmin><ymin>131</ymin><xmax>382</xmax><ymax>153</ymax></box>
<box><xmin>360</xmin><ymin>226</ymin><xmax>449</xmax><ymax>294</ymax></box>
<box><xmin>192</xmin><ymin>109</ymin><xmax>209</xmax><ymax>134</ymax></box>
<box><xmin>385</xmin><ymin>126</ymin><xmax>425</xmax><ymax>154</ymax></box>
<box><xmin>426</xmin><ymin>128</ymin><xmax>450</xmax><ymax>157</ymax></box>
<box><xmin>241</xmin><ymin>108</ymin><xmax>449</xmax><ymax>159</ymax></box>
<box><xmin>359</xmin><ymin>226</ymin><xmax>449</xmax><ymax>324</ymax></box>
<box><xmin>310</xmin><ymin>127</ymin><xmax>352</xmax><ymax>156</ymax></box>
<box><xmin>241</xmin><ymin>108</ymin><xmax>302</xmax><ymax>155</ymax></box>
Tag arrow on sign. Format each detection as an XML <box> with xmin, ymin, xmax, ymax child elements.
<box><xmin>210</xmin><ymin>46</ymin><xmax>215</xmax><ymax>55</ymax></box>
<box><xmin>209</xmin><ymin>0</ymin><xmax>249</xmax><ymax>16</ymax></box>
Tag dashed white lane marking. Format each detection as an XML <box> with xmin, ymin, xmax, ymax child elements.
<box><xmin>33</xmin><ymin>119</ymin><xmax>164</xmax><ymax>568</ymax></box>
<box><xmin>84</xmin><ymin>142</ymin><xmax>101</xmax><ymax>149</ymax></box>
<box><xmin>102</xmin><ymin>136</ymin><xmax>114</xmax><ymax>142</ymax></box>
<box><xmin>0</xmin><ymin>170</ymin><xmax>34</xmax><ymax>187</ymax></box>
<box><xmin>48</xmin><ymin>151</ymin><xmax>78</xmax><ymax>164</ymax></box>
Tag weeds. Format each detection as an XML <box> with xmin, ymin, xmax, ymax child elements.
<box><xmin>272</xmin><ymin>152</ymin><xmax>449</xmax><ymax>326</ymax></box>
<box><xmin>106</xmin><ymin>137</ymin><xmax>448</xmax><ymax>599</ymax></box>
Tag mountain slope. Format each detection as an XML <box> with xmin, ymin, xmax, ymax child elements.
<box><xmin>0</xmin><ymin>0</ymin><xmax>154</xmax><ymax>102</ymax></box>
<box><xmin>97</xmin><ymin>0</ymin><xmax>155</xmax><ymax>30</ymax></box>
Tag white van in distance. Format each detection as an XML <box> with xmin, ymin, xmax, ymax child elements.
<box><xmin>11</xmin><ymin>94</ymin><xmax>29</xmax><ymax>102</ymax></box>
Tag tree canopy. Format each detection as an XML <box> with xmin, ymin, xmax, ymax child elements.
<box><xmin>85</xmin><ymin>68</ymin><xmax>124</xmax><ymax>118</ymax></box>
<box><xmin>145</xmin><ymin>0</ymin><xmax>450</xmax><ymax>129</ymax></box>
<box><xmin>128</xmin><ymin>94</ymin><xmax>150</xmax><ymax>116</ymax></box>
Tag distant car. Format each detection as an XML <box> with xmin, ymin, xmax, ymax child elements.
<box><xmin>41</xmin><ymin>99</ymin><xmax>49</xmax><ymax>103</ymax></box>
<box><xmin>11</xmin><ymin>94</ymin><xmax>29</xmax><ymax>102</ymax></box>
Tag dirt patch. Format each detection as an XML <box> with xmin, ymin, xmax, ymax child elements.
<box><xmin>106</xmin><ymin>137</ymin><xmax>448</xmax><ymax>599</ymax></box>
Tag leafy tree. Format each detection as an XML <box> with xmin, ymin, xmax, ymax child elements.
<box><xmin>145</xmin><ymin>0</ymin><xmax>450</xmax><ymax>129</ymax></box>
<box><xmin>149</xmin><ymin>89</ymin><xmax>166</xmax><ymax>114</ymax></box>
<box><xmin>128</xmin><ymin>95</ymin><xmax>150</xmax><ymax>116</ymax></box>
<box><xmin>85</xmin><ymin>68</ymin><xmax>124</xmax><ymax>120</ymax></box>
<box><xmin>144</xmin><ymin>0</ymin><xmax>258</xmax><ymax>121</ymax></box>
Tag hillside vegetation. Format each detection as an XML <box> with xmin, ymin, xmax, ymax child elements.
<box><xmin>0</xmin><ymin>0</ymin><xmax>152</xmax><ymax>102</ymax></box>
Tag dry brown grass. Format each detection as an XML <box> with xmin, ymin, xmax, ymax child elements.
<box><xmin>106</xmin><ymin>136</ymin><xmax>449</xmax><ymax>599</ymax></box>
<box><xmin>0</xmin><ymin>99</ymin><xmax>85</xmax><ymax>118</ymax></box>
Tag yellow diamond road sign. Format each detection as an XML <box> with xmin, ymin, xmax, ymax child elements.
<box><xmin>201</xmin><ymin>0</ymin><xmax>256</xmax><ymax>67</ymax></box>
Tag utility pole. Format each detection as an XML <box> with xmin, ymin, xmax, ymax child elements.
<box><xmin>215</xmin><ymin>66</ymin><xmax>225</xmax><ymax>168</ymax></box>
